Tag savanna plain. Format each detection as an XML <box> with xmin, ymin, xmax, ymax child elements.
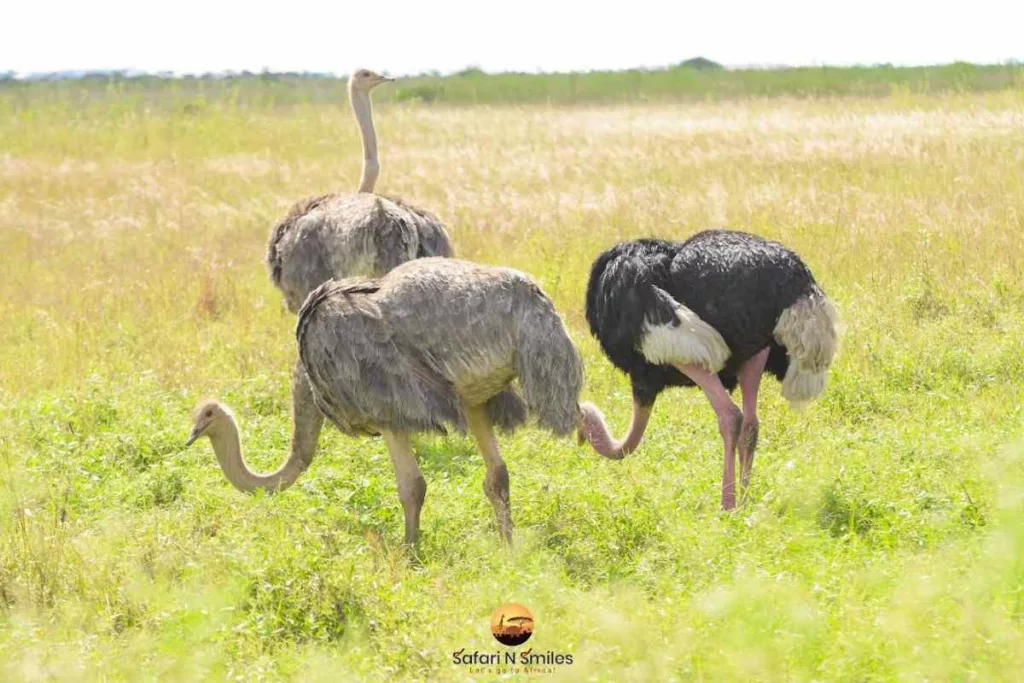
<box><xmin>1</xmin><ymin>79</ymin><xmax>1024</xmax><ymax>680</ymax></box>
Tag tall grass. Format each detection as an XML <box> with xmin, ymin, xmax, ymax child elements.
<box><xmin>1</xmin><ymin>84</ymin><xmax>1023</xmax><ymax>680</ymax></box>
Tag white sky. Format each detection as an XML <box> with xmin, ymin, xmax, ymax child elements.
<box><xmin>3</xmin><ymin>0</ymin><xmax>1022</xmax><ymax>76</ymax></box>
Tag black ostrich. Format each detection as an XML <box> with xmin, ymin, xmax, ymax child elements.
<box><xmin>577</xmin><ymin>230</ymin><xmax>838</xmax><ymax>509</ymax></box>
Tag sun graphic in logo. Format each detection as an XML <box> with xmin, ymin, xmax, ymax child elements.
<box><xmin>490</xmin><ymin>603</ymin><xmax>534</xmax><ymax>646</ymax></box>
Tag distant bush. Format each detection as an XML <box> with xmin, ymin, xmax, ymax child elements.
<box><xmin>676</xmin><ymin>57</ymin><xmax>724</xmax><ymax>70</ymax></box>
<box><xmin>453</xmin><ymin>66</ymin><xmax>486</xmax><ymax>78</ymax></box>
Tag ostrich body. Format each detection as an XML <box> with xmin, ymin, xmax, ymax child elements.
<box><xmin>262</xmin><ymin>69</ymin><xmax>454</xmax><ymax>493</ymax></box>
<box><xmin>269</xmin><ymin>194</ymin><xmax>453</xmax><ymax>314</ymax></box>
<box><xmin>293</xmin><ymin>257</ymin><xmax>584</xmax><ymax>545</ymax></box>
<box><xmin>578</xmin><ymin>230</ymin><xmax>838</xmax><ymax>510</ymax></box>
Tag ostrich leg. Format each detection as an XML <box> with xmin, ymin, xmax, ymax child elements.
<box><xmin>466</xmin><ymin>405</ymin><xmax>513</xmax><ymax>545</ymax></box>
<box><xmin>291</xmin><ymin>361</ymin><xmax>325</xmax><ymax>474</ymax></box>
<box><xmin>674</xmin><ymin>363</ymin><xmax>743</xmax><ymax>511</ymax></box>
<box><xmin>737</xmin><ymin>348</ymin><xmax>770</xmax><ymax>495</ymax></box>
<box><xmin>382</xmin><ymin>430</ymin><xmax>427</xmax><ymax>545</ymax></box>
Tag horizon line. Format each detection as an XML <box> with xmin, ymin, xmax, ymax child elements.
<box><xmin>5</xmin><ymin>58</ymin><xmax>1023</xmax><ymax>82</ymax></box>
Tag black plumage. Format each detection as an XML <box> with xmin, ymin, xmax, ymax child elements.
<box><xmin>586</xmin><ymin>230</ymin><xmax>821</xmax><ymax>406</ymax></box>
<box><xmin>579</xmin><ymin>229</ymin><xmax>838</xmax><ymax>509</ymax></box>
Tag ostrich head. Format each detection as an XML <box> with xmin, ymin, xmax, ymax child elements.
<box><xmin>185</xmin><ymin>399</ymin><xmax>233</xmax><ymax>446</ymax></box>
<box><xmin>348</xmin><ymin>68</ymin><xmax>393</xmax><ymax>94</ymax></box>
<box><xmin>576</xmin><ymin>402</ymin><xmax>611</xmax><ymax>450</ymax></box>
<box><xmin>183</xmin><ymin>399</ymin><xmax>311</xmax><ymax>493</ymax></box>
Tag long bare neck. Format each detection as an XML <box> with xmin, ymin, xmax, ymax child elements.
<box><xmin>579</xmin><ymin>400</ymin><xmax>652</xmax><ymax>460</ymax></box>
<box><xmin>349</xmin><ymin>87</ymin><xmax>379</xmax><ymax>193</ymax></box>
<box><xmin>208</xmin><ymin>414</ymin><xmax>312</xmax><ymax>494</ymax></box>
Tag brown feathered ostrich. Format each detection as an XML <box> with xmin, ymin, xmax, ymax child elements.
<box><xmin>187</xmin><ymin>258</ymin><xmax>584</xmax><ymax>545</ymax></box>
<box><xmin>258</xmin><ymin>69</ymin><xmax>454</xmax><ymax>491</ymax></box>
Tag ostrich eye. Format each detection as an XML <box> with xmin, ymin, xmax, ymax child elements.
<box><xmin>205</xmin><ymin>410</ymin><xmax>213</xmax><ymax>418</ymax></box>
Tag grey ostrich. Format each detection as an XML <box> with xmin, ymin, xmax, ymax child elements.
<box><xmin>267</xmin><ymin>68</ymin><xmax>453</xmax><ymax>313</ymax></box>
<box><xmin>187</xmin><ymin>258</ymin><xmax>582</xmax><ymax>544</ymax></box>
<box><xmin>257</xmin><ymin>69</ymin><xmax>454</xmax><ymax>493</ymax></box>
<box><xmin>288</xmin><ymin>257</ymin><xmax>584</xmax><ymax>545</ymax></box>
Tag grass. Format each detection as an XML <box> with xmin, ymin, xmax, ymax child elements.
<box><xmin>1</xmin><ymin>80</ymin><xmax>1024</xmax><ymax>680</ymax></box>
<box><xmin>3</xmin><ymin>61</ymin><xmax>1023</xmax><ymax>109</ymax></box>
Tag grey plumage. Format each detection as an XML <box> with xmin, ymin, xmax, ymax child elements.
<box><xmin>296</xmin><ymin>257</ymin><xmax>584</xmax><ymax>544</ymax></box>
<box><xmin>265</xmin><ymin>70</ymin><xmax>453</xmax><ymax>314</ymax></box>
<box><xmin>268</xmin><ymin>193</ymin><xmax>453</xmax><ymax>314</ymax></box>
<box><xmin>298</xmin><ymin>257</ymin><xmax>582</xmax><ymax>436</ymax></box>
<box><xmin>253</xmin><ymin>69</ymin><xmax>454</xmax><ymax>504</ymax></box>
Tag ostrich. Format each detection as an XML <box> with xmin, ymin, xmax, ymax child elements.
<box><xmin>261</xmin><ymin>68</ymin><xmax>454</xmax><ymax>492</ymax></box>
<box><xmin>577</xmin><ymin>230</ymin><xmax>838</xmax><ymax>510</ymax></box>
<box><xmin>267</xmin><ymin>69</ymin><xmax>454</xmax><ymax>314</ymax></box>
<box><xmin>188</xmin><ymin>258</ymin><xmax>584</xmax><ymax>545</ymax></box>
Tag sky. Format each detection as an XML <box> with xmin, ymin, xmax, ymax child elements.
<box><xmin>3</xmin><ymin>0</ymin><xmax>1022</xmax><ymax>76</ymax></box>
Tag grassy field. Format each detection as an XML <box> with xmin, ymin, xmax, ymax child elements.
<box><xmin>4</xmin><ymin>61</ymin><xmax>1023</xmax><ymax>108</ymax></box>
<box><xmin>2</xmin><ymin>80</ymin><xmax>1024</xmax><ymax>680</ymax></box>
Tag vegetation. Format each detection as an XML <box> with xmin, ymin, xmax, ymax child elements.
<box><xmin>2</xmin><ymin>60</ymin><xmax>1022</xmax><ymax>108</ymax></box>
<box><xmin>1</xmin><ymin>76</ymin><xmax>1023</xmax><ymax>680</ymax></box>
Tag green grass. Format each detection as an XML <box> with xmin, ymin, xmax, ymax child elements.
<box><xmin>3</xmin><ymin>61</ymin><xmax>1023</xmax><ymax>110</ymax></box>
<box><xmin>1</xmin><ymin>83</ymin><xmax>1024</xmax><ymax>680</ymax></box>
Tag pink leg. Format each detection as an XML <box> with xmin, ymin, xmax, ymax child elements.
<box><xmin>737</xmin><ymin>348</ymin><xmax>770</xmax><ymax>495</ymax></box>
<box><xmin>674</xmin><ymin>363</ymin><xmax>743</xmax><ymax>510</ymax></box>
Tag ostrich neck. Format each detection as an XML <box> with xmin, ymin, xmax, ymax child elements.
<box><xmin>350</xmin><ymin>88</ymin><xmax>379</xmax><ymax>193</ymax></box>
<box><xmin>586</xmin><ymin>400</ymin><xmax>653</xmax><ymax>459</ymax></box>
<box><xmin>209</xmin><ymin>416</ymin><xmax>311</xmax><ymax>494</ymax></box>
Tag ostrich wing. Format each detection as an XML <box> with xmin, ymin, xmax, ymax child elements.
<box><xmin>381</xmin><ymin>195</ymin><xmax>454</xmax><ymax>259</ymax></box>
<box><xmin>297</xmin><ymin>280</ymin><xmax>464</xmax><ymax>436</ymax></box>
<box><xmin>637</xmin><ymin>286</ymin><xmax>730</xmax><ymax>372</ymax></box>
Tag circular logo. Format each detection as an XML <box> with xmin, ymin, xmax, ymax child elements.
<box><xmin>490</xmin><ymin>603</ymin><xmax>534</xmax><ymax>646</ymax></box>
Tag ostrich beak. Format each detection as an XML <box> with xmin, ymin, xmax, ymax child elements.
<box><xmin>185</xmin><ymin>425</ymin><xmax>202</xmax><ymax>447</ymax></box>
